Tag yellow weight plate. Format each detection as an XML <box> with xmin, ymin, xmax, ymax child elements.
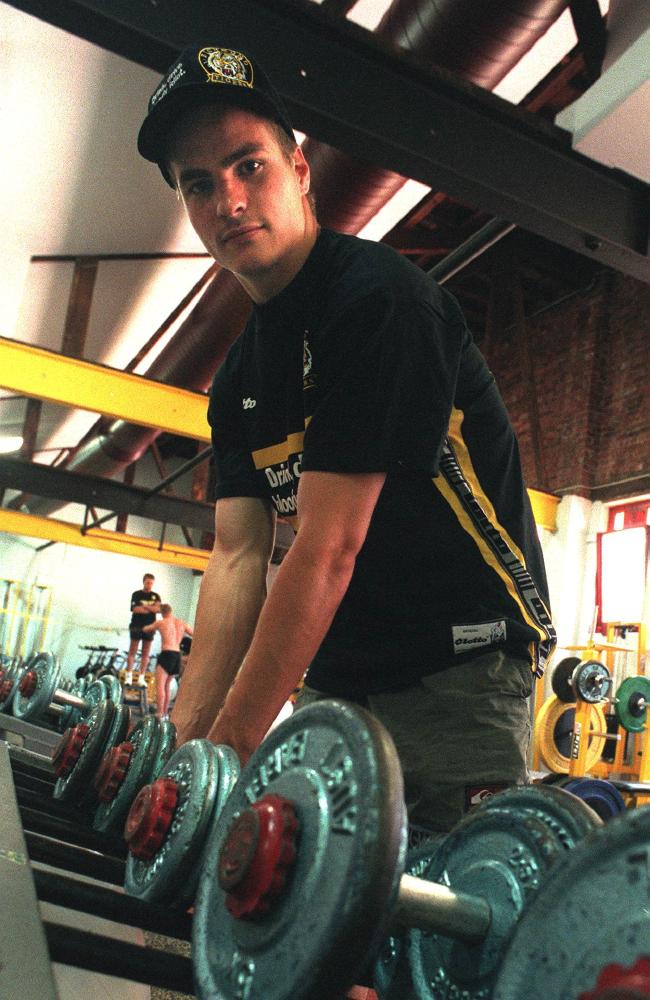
<box><xmin>534</xmin><ymin>695</ymin><xmax>607</xmax><ymax>774</ymax></box>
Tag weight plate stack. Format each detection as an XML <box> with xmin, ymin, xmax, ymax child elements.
<box><xmin>551</xmin><ymin>657</ymin><xmax>581</xmax><ymax>703</ymax></box>
<box><xmin>150</xmin><ymin>718</ymin><xmax>177</xmax><ymax>779</ymax></box>
<box><xmin>374</xmin><ymin>837</ymin><xmax>445</xmax><ymax>1000</ymax></box>
<box><xmin>493</xmin><ymin>806</ymin><xmax>650</xmax><ymax>999</ymax></box>
<box><xmin>12</xmin><ymin>651</ymin><xmax>60</xmax><ymax>722</ymax></box>
<box><xmin>571</xmin><ymin>660</ymin><xmax>611</xmax><ymax>703</ymax></box>
<box><xmin>555</xmin><ymin>777</ymin><xmax>626</xmax><ymax>822</ymax></box>
<box><xmin>193</xmin><ymin>699</ymin><xmax>407</xmax><ymax>1000</ymax></box>
<box><xmin>408</xmin><ymin>806</ymin><xmax>564</xmax><ymax>1000</ymax></box>
<box><xmin>124</xmin><ymin>740</ymin><xmax>240</xmax><ymax>907</ymax></box>
<box><xmin>615</xmin><ymin>676</ymin><xmax>650</xmax><ymax>733</ymax></box>
<box><xmin>99</xmin><ymin>673</ymin><xmax>123</xmax><ymax>705</ymax></box>
<box><xmin>93</xmin><ymin>716</ymin><xmax>165</xmax><ymax>835</ymax></box>
<box><xmin>80</xmin><ymin>679</ymin><xmax>110</xmax><ymax>720</ymax></box>
<box><xmin>53</xmin><ymin>698</ymin><xmax>117</xmax><ymax>801</ymax></box>
<box><xmin>82</xmin><ymin>703</ymin><xmax>132</xmax><ymax>806</ymax></box>
<box><xmin>475</xmin><ymin>783</ymin><xmax>602</xmax><ymax>849</ymax></box>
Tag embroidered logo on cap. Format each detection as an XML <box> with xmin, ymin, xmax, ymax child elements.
<box><xmin>198</xmin><ymin>47</ymin><xmax>254</xmax><ymax>89</ymax></box>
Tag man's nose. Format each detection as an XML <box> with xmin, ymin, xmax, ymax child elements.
<box><xmin>216</xmin><ymin>179</ymin><xmax>246</xmax><ymax>218</ymax></box>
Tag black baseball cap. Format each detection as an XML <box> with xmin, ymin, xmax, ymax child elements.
<box><xmin>138</xmin><ymin>44</ymin><xmax>295</xmax><ymax>186</ymax></box>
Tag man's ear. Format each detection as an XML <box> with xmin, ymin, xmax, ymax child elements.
<box><xmin>293</xmin><ymin>145</ymin><xmax>310</xmax><ymax>195</ymax></box>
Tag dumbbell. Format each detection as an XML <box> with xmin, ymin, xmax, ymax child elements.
<box><xmin>492</xmin><ymin>806</ymin><xmax>650</xmax><ymax>999</ymax></box>
<box><xmin>122</xmin><ymin>738</ymin><xmax>240</xmax><ymax>908</ymax></box>
<box><xmin>92</xmin><ymin>714</ymin><xmax>176</xmax><ymax>835</ymax></box>
<box><xmin>187</xmin><ymin>700</ymin><xmax>605</xmax><ymax>1000</ymax></box>
<box><xmin>374</xmin><ymin>781</ymin><xmax>601</xmax><ymax>999</ymax></box>
<box><xmin>52</xmin><ymin>697</ymin><xmax>132</xmax><ymax>804</ymax></box>
<box><xmin>13</xmin><ymin>651</ymin><xmax>122</xmax><ymax>727</ymax></box>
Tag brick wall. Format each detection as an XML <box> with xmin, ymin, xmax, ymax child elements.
<box><xmin>483</xmin><ymin>270</ymin><xmax>650</xmax><ymax>498</ymax></box>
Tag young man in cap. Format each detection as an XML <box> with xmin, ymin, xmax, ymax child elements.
<box><xmin>138</xmin><ymin>44</ymin><xmax>555</xmax><ymax>834</ymax></box>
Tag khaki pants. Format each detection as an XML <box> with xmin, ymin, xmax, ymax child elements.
<box><xmin>295</xmin><ymin>649</ymin><xmax>533</xmax><ymax>834</ymax></box>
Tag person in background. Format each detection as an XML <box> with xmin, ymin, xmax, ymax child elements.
<box><xmin>126</xmin><ymin>572</ymin><xmax>161</xmax><ymax>686</ymax></box>
<box><xmin>179</xmin><ymin>634</ymin><xmax>192</xmax><ymax>675</ymax></box>
<box><xmin>143</xmin><ymin>603</ymin><xmax>193</xmax><ymax>719</ymax></box>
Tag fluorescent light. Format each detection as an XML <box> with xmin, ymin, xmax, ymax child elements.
<box><xmin>0</xmin><ymin>435</ymin><xmax>24</xmax><ymax>454</ymax></box>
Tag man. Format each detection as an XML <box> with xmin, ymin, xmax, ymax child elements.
<box><xmin>126</xmin><ymin>572</ymin><xmax>161</xmax><ymax>686</ymax></box>
<box><xmin>137</xmin><ymin>44</ymin><xmax>555</xmax><ymax>833</ymax></box>
<box><xmin>143</xmin><ymin>604</ymin><xmax>193</xmax><ymax>719</ymax></box>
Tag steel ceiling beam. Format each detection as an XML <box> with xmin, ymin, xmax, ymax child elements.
<box><xmin>0</xmin><ymin>338</ymin><xmax>211</xmax><ymax>442</ymax></box>
<box><xmin>7</xmin><ymin>0</ymin><xmax>649</xmax><ymax>283</ymax></box>
<box><xmin>0</xmin><ymin>457</ymin><xmax>214</xmax><ymax>531</ymax></box>
<box><xmin>0</xmin><ymin>508</ymin><xmax>211</xmax><ymax>572</ymax></box>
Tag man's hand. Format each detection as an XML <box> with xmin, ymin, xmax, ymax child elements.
<box><xmin>207</xmin><ymin>709</ymin><xmax>256</xmax><ymax>766</ymax></box>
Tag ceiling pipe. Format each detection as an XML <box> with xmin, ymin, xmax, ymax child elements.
<box><xmin>20</xmin><ymin>0</ymin><xmax>572</xmax><ymax>515</ymax></box>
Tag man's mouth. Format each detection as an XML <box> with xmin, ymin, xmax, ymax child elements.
<box><xmin>221</xmin><ymin>225</ymin><xmax>263</xmax><ymax>245</ymax></box>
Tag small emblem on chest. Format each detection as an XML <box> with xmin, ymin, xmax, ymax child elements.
<box><xmin>303</xmin><ymin>331</ymin><xmax>315</xmax><ymax>390</ymax></box>
<box><xmin>242</xmin><ymin>397</ymin><xmax>257</xmax><ymax>410</ymax></box>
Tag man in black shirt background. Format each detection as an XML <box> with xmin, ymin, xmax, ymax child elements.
<box><xmin>126</xmin><ymin>572</ymin><xmax>161</xmax><ymax>686</ymax></box>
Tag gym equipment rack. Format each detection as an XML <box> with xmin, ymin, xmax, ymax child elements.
<box><xmin>1</xmin><ymin>738</ymin><xmax>196</xmax><ymax>997</ymax></box>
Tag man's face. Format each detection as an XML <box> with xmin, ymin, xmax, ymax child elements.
<box><xmin>143</xmin><ymin>577</ymin><xmax>154</xmax><ymax>592</ymax></box>
<box><xmin>168</xmin><ymin>106</ymin><xmax>313</xmax><ymax>302</ymax></box>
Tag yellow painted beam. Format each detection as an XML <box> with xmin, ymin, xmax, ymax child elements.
<box><xmin>0</xmin><ymin>336</ymin><xmax>210</xmax><ymax>442</ymax></box>
<box><xmin>528</xmin><ymin>488</ymin><xmax>559</xmax><ymax>532</ymax></box>
<box><xmin>0</xmin><ymin>509</ymin><xmax>210</xmax><ymax>572</ymax></box>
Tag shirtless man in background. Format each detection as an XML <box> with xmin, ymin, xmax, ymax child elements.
<box><xmin>144</xmin><ymin>604</ymin><xmax>193</xmax><ymax>720</ymax></box>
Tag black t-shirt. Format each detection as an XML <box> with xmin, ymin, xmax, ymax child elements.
<box><xmin>129</xmin><ymin>589</ymin><xmax>161</xmax><ymax>629</ymax></box>
<box><xmin>208</xmin><ymin>229</ymin><xmax>555</xmax><ymax>696</ymax></box>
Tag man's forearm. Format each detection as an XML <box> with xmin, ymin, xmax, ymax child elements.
<box><xmin>171</xmin><ymin>548</ymin><xmax>268</xmax><ymax>744</ymax></box>
<box><xmin>208</xmin><ymin>538</ymin><xmax>356</xmax><ymax>760</ymax></box>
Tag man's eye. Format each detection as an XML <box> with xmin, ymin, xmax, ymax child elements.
<box><xmin>240</xmin><ymin>159</ymin><xmax>262</xmax><ymax>176</ymax></box>
<box><xmin>185</xmin><ymin>178</ymin><xmax>212</xmax><ymax>197</ymax></box>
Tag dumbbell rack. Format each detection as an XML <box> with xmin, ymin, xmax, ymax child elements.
<box><xmin>1</xmin><ymin>738</ymin><xmax>197</xmax><ymax>998</ymax></box>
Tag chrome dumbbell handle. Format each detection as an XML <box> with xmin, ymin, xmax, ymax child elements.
<box><xmin>54</xmin><ymin>690</ymin><xmax>87</xmax><ymax>711</ymax></box>
<box><xmin>394</xmin><ymin>872</ymin><xmax>491</xmax><ymax>944</ymax></box>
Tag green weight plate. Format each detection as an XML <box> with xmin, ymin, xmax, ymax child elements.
<box><xmin>82</xmin><ymin>704</ymin><xmax>132</xmax><ymax>805</ymax></box>
<box><xmin>193</xmin><ymin>699</ymin><xmax>407</xmax><ymax>1000</ymax></box>
<box><xmin>552</xmin><ymin>657</ymin><xmax>581</xmax><ymax>703</ymax></box>
<box><xmin>53</xmin><ymin>699</ymin><xmax>117</xmax><ymax>802</ymax></box>
<box><xmin>12</xmin><ymin>651</ymin><xmax>60</xmax><ymax>721</ymax></box>
<box><xmin>124</xmin><ymin>740</ymin><xmax>240</xmax><ymax>907</ymax></box>
<box><xmin>80</xmin><ymin>679</ymin><xmax>108</xmax><ymax>720</ymax></box>
<box><xmin>99</xmin><ymin>673</ymin><xmax>123</xmax><ymax>704</ymax></box>
<box><xmin>615</xmin><ymin>676</ymin><xmax>650</xmax><ymax>733</ymax></box>
<box><xmin>374</xmin><ymin>838</ymin><xmax>445</xmax><ymax>1000</ymax></box>
<box><xmin>408</xmin><ymin>806</ymin><xmax>564</xmax><ymax>1000</ymax></box>
<box><xmin>493</xmin><ymin>807</ymin><xmax>650</xmax><ymax>999</ymax></box>
<box><xmin>149</xmin><ymin>719</ymin><xmax>177</xmax><ymax>780</ymax></box>
<box><xmin>474</xmin><ymin>783</ymin><xmax>602</xmax><ymax>849</ymax></box>
<box><xmin>571</xmin><ymin>659</ymin><xmax>611</xmax><ymax>703</ymax></box>
<box><xmin>93</xmin><ymin>716</ymin><xmax>164</xmax><ymax>834</ymax></box>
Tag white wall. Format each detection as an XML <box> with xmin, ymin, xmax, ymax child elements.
<box><xmin>539</xmin><ymin>493</ymin><xmax>646</xmax><ymax>695</ymax></box>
